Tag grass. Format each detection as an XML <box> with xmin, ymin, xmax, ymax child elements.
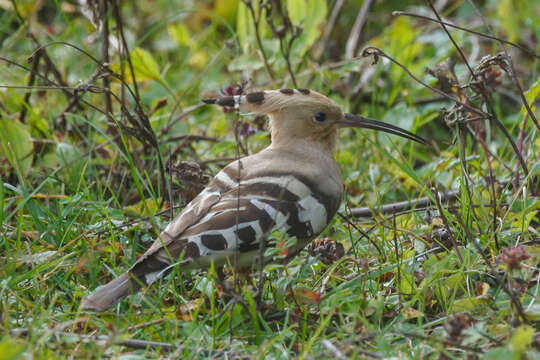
<box><xmin>1</xmin><ymin>0</ymin><xmax>540</xmax><ymax>358</ymax></box>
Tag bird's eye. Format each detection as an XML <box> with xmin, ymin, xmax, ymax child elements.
<box><xmin>314</xmin><ymin>111</ymin><xmax>327</xmax><ymax>122</ymax></box>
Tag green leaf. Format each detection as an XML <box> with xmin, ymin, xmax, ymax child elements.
<box><xmin>0</xmin><ymin>337</ymin><xmax>25</xmax><ymax>360</ymax></box>
<box><xmin>236</xmin><ymin>1</ymin><xmax>251</xmax><ymax>53</ymax></box>
<box><xmin>291</xmin><ymin>0</ymin><xmax>327</xmax><ymax>57</ymax></box>
<box><xmin>287</xmin><ymin>0</ymin><xmax>308</xmax><ymax>24</ymax></box>
<box><xmin>228</xmin><ymin>54</ymin><xmax>264</xmax><ymax>71</ymax></box>
<box><xmin>130</xmin><ymin>47</ymin><xmax>162</xmax><ymax>82</ymax></box>
<box><xmin>497</xmin><ymin>0</ymin><xmax>521</xmax><ymax>42</ymax></box>
<box><xmin>398</xmin><ymin>267</ymin><xmax>414</xmax><ymax>294</ymax></box>
<box><xmin>521</xmin><ymin>77</ymin><xmax>540</xmax><ymax>115</ymax></box>
<box><xmin>0</xmin><ymin>116</ymin><xmax>33</xmax><ymax>177</ymax></box>
<box><xmin>511</xmin><ymin>325</ymin><xmax>534</xmax><ymax>358</ymax></box>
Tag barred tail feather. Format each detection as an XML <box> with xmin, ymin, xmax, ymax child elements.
<box><xmin>80</xmin><ymin>273</ymin><xmax>139</xmax><ymax>311</ymax></box>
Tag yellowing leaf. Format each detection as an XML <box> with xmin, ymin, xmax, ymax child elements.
<box><xmin>524</xmin><ymin>304</ymin><xmax>540</xmax><ymax>321</ymax></box>
<box><xmin>511</xmin><ymin>325</ymin><xmax>534</xmax><ymax>358</ymax></box>
<box><xmin>292</xmin><ymin>287</ymin><xmax>321</xmax><ymax>305</ymax></box>
<box><xmin>130</xmin><ymin>47</ymin><xmax>161</xmax><ymax>82</ymax></box>
<box><xmin>511</xmin><ymin>210</ymin><xmax>538</xmax><ymax>232</ymax></box>
<box><xmin>124</xmin><ymin>198</ymin><xmax>161</xmax><ymax>217</ymax></box>
<box><xmin>168</xmin><ymin>24</ymin><xmax>192</xmax><ymax>47</ymax></box>
<box><xmin>402</xmin><ymin>307</ymin><xmax>420</xmax><ymax>320</ymax></box>
<box><xmin>214</xmin><ymin>0</ymin><xmax>239</xmax><ymax>24</ymax></box>
<box><xmin>189</xmin><ymin>50</ymin><xmax>209</xmax><ymax>69</ymax></box>
<box><xmin>452</xmin><ymin>295</ymin><xmax>490</xmax><ymax>312</ymax></box>
<box><xmin>178</xmin><ymin>298</ymin><xmax>204</xmax><ymax>321</ymax></box>
<box><xmin>0</xmin><ymin>116</ymin><xmax>33</xmax><ymax>177</ymax></box>
<box><xmin>399</xmin><ymin>268</ymin><xmax>414</xmax><ymax>294</ymax></box>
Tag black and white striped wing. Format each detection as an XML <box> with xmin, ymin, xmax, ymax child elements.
<box><xmin>147</xmin><ymin>172</ymin><xmax>336</xmax><ymax>271</ymax></box>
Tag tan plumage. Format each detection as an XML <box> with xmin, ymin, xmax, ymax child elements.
<box><xmin>80</xmin><ymin>89</ymin><xmax>424</xmax><ymax>311</ymax></box>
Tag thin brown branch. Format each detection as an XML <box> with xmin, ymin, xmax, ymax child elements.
<box><xmin>360</xmin><ymin>46</ymin><xmax>529</xmax><ymax>176</ymax></box>
<box><xmin>359</xmin><ymin>47</ymin><xmax>488</xmax><ymax>119</ymax></box>
<box><xmin>465</xmin><ymin>0</ymin><xmax>540</xmax><ymax>134</ymax></box>
<box><xmin>473</xmin><ymin>121</ymin><xmax>499</xmax><ymax>250</ymax></box>
<box><xmin>100</xmin><ymin>0</ymin><xmax>113</xmax><ymax>125</ymax></box>
<box><xmin>9</xmin><ymin>0</ymin><xmax>71</xmax><ymax>99</ymax></box>
<box><xmin>348</xmin><ymin>190</ymin><xmax>459</xmax><ymax>218</ymax></box>
<box><xmin>315</xmin><ymin>0</ymin><xmax>345</xmax><ymax>62</ymax></box>
<box><xmin>165</xmin><ymin>134</ymin><xmax>219</xmax><ymax>143</ymax></box>
<box><xmin>432</xmin><ymin>185</ymin><xmax>463</xmax><ymax>262</ymax></box>
<box><xmin>18</xmin><ymin>52</ymin><xmax>41</xmax><ymax>123</ymax></box>
<box><xmin>392</xmin><ymin>11</ymin><xmax>540</xmax><ymax>60</ymax></box>
<box><xmin>345</xmin><ymin>0</ymin><xmax>374</xmax><ymax>59</ymax></box>
<box><xmin>243</xmin><ymin>0</ymin><xmax>275</xmax><ymax>82</ymax></box>
<box><xmin>454</xmin><ymin>215</ymin><xmax>530</xmax><ymax>324</ymax></box>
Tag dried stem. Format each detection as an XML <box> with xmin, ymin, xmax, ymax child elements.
<box><xmin>9</xmin><ymin>0</ymin><xmax>72</xmax><ymax>101</ymax></box>
<box><xmin>243</xmin><ymin>0</ymin><xmax>275</xmax><ymax>82</ymax></box>
<box><xmin>392</xmin><ymin>11</ymin><xmax>540</xmax><ymax>60</ymax></box>
<box><xmin>100</xmin><ymin>0</ymin><xmax>114</xmax><ymax>127</ymax></box>
<box><xmin>18</xmin><ymin>52</ymin><xmax>42</xmax><ymax>124</ymax></box>
<box><xmin>265</xmin><ymin>0</ymin><xmax>301</xmax><ymax>87</ymax></box>
<box><xmin>345</xmin><ymin>0</ymin><xmax>374</xmax><ymax>59</ymax></box>
<box><xmin>315</xmin><ymin>0</ymin><xmax>345</xmax><ymax>62</ymax></box>
<box><xmin>432</xmin><ymin>185</ymin><xmax>463</xmax><ymax>262</ymax></box>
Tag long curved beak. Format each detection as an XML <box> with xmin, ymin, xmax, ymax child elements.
<box><xmin>340</xmin><ymin>113</ymin><xmax>426</xmax><ymax>144</ymax></box>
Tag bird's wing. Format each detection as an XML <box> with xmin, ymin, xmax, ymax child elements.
<box><xmin>146</xmin><ymin>172</ymin><xmax>334</xmax><ymax>271</ymax></box>
<box><xmin>135</xmin><ymin>164</ymin><xmax>241</xmax><ymax>264</ymax></box>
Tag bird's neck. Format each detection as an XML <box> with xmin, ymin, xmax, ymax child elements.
<box><xmin>268</xmin><ymin>122</ymin><xmax>337</xmax><ymax>154</ymax></box>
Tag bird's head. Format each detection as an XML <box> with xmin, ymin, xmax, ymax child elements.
<box><xmin>203</xmin><ymin>89</ymin><xmax>425</xmax><ymax>151</ymax></box>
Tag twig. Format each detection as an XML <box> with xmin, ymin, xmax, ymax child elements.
<box><xmin>392</xmin><ymin>214</ymin><xmax>402</xmax><ymax>307</ymax></box>
<box><xmin>466</xmin><ymin>0</ymin><xmax>540</xmax><ymax>140</ymax></box>
<box><xmin>315</xmin><ymin>0</ymin><xmax>345</xmax><ymax>62</ymax></box>
<box><xmin>454</xmin><ymin>215</ymin><xmax>530</xmax><ymax>324</ymax></box>
<box><xmin>0</xmin><ymin>57</ymin><xmax>108</xmax><ymax>117</ymax></box>
<box><xmin>360</xmin><ymin>46</ymin><xmax>529</xmax><ymax>176</ymax></box>
<box><xmin>360</xmin><ymin>47</ymin><xmax>487</xmax><ymax>118</ymax></box>
<box><xmin>100</xmin><ymin>0</ymin><xmax>114</xmax><ymax>130</ymax></box>
<box><xmin>399</xmin><ymin>4</ymin><xmax>540</xmax><ymax>134</ymax></box>
<box><xmin>10</xmin><ymin>328</ymin><xmax>228</xmax><ymax>356</ymax></box>
<box><xmin>392</xmin><ymin>11</ymin><xmax>540</xmax><ymax>60</ymax></box>
<box><xmin>348</xmin><ymin>190</ymin><xmax>459</xmax><ymax>217</ymax></box>
<box><xmin>473</xmin><ymin>121</ymin><xmax>499</xmax><ymax>250</ymax></box>
<box><xmin>164</xmin><ymin>134</ymin><xmax>218</xmax><ymax>143</ymax></box>
<box><xmin>396</xmin><ymin>331</ymin><xmax>483</xmax><ymax>353</ymax></box>
<box><xmin>242</xmin><ymin>0</ymin><xmax>275</xmax><ymax>82</ymax></box>
<box><xmin>19</xmin><ymin>51</ymin><xmax>41</xmax><ymax>123</ymax></box>
<box><xmin>265</xmin><ymin>0</ymin><xmax>301</xmax><ymax>87</ymax></box>
<box><xmin>111</xmin><ymin>0</ymin><xmax>140</xmax><ymax>100</ymax></box>
<box><xmin>345</xmin><ymin>0</ymin><xmax>374</xmax><ymax>59</ymax></box>
<box><xmin>9</xmin><ymin>0</ymin><xmax>71</xmax><ymax>98</ymax></box>
<box><xmin>432</xmin><ymin>185</ymin><xmax>463</xmax><ymax>262</ymax></box>
<box><xmin>426</xmin><ymin>1</ymin><xmax>530</xmax><ymax>179</ymax></box>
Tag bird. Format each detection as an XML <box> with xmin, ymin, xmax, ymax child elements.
<box><xmin>80</xmin><ymin>88</ymin><xmax>425</xmax><ymax>311</ymax></box>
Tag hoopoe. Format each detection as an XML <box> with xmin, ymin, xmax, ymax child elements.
<box><xmin>81</xmin><ymin>89</ymin><xmax>425</xmax><ymax>311</ymax></box>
